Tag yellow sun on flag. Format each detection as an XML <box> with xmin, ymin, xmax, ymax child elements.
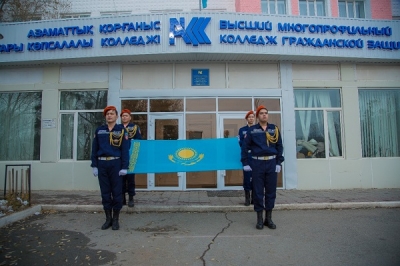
<box><xmin>177</xmin><ymin>148</ymin><xmax>195</xmax><ymax>159</ymax></box>
<box><xmin>169</xmin><ymin>147</ymin><xmax>204</xmax><ymax>165</ymax></box>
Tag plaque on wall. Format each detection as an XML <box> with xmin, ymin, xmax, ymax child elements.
<box><xmin>191</xmin><ymin>69</ymin><xmax>209</xmax><ymax>86</ymax></box>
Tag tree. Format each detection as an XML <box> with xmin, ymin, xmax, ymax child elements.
<box><xmin>0</xmin><ymin>0</ymin><xmax>71</xmax><ymax>22</ymax></box>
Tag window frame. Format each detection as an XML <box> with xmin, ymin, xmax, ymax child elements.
<box><xmin>0</xmin><ymin>91</ymin><xmax>42</xmax><ymax>161</ymax></box>
<box><xmin>338</xmin><ymin>0</ymin><xmax>365</xmax><ymax>18</ymax></box>
<box><xmin>58</xmin><ymin>90</ymin><xmax>107</xmax><ymax>161</ymax></box>
<box><xmin>261</xmin><ymin>0</ymin><xmax>287</xmax><ymax>15</ymax></box>
<box><xmin>299</xmin><ymin>0</ymin><xmax>326</xmax><ymax>16</ymax></box>
<box><xmin>294</xmin><ymin>89</ymin><xmax>344</xmax><ymax>159</ymax></box>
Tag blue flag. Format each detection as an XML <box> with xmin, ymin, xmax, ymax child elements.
<box><xmin>128</xmin><ymin>138</ymin><xmax>242</xmax><ymax>174</ymax></box>
<box><xmin>202</xmin><ymin>0</ymin><xmax>207</xmax><ymax>8</ymax></box>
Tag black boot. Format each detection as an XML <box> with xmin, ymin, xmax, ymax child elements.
<box><xmin>264</xmin><ymin>210</ymin><xmax>276</xmax><ymax>229</ymax></box>
<box><xmin>244</xmin><ymin>191</ymin><xmax>250</xmax><ymax>206</ymax></box>
<box><xmin>101</xmin><ymin>210</ymin><xmax>112</xmax><ymax>230</ymax></box>
<box><xmin>112</xmin><ymin>210</ymin><xmax>120</xmax><ymax>230</ymax></box>
<box><xmin>250</xmin><ymin>191</ymin><xmax>254</xmax><ymax>205</ymax></box>
<box><xmin>128</xmin><ymin>195</ymin><xmax>134</xmax><ymax>207</ymax></box>
<box><xmin>256</xmin><ymin>211</ymin><xmax>264</xmax><ymax>230</ymax></box>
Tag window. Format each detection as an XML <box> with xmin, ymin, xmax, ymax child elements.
<box><xmin>61</xmin><ymin>13</ymin><xmax>91</xmax><ymax>19</ymax></box>
<box><xmin>261</xmin><ymin>0</ymin><xmax>286</xmax><ymax>15</ymax></box>
<box><xmin>299</xmin><ymin>0</ymin><xmax>325</xmax><ymax>16</ymax></box>
<box><xmin>359</xmin><ymin>89</ymin><xmax>400</xmax><ymax>157</ymax></box>
<box><xmin>0</xmin><ymin>92</ymin><xmax>42</xmax><ymax>160</ymax></box>
<box><xmin>339</xmin><ymin>0</ymin><xmax>365</xmax><ymax>18</ymax></box>
<box><xmin>59</xmin><ymin>90</ymin><xmax>107</xmax><ymax>160</ymax></box>
<box><xmin>100</xmin><ymin>11</ymin><xmax>131</xmax><ymax>17</ymax></box>
<box><xmin>294</xmin><ymin>89</ymin><xmax>343</xmax><ymax>159</ymax></box>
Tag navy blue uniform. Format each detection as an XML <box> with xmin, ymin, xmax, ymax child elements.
<box><xmin>91</xmin><ymin>124</ymin><xmax>129</xmax><ymax>211</ymax></box>
<box><xmin>238</xmin><ymin>125</ymin><xmax>252</xmax><ymax>191</ymax></box>
<box><xmin>122</xmin><ymin>123</ymin><xmax>142</xmax><ymax>197</ymax></box>
<box><xmin>241</xmin><ymin>123</ymin><xmax>284</xmax><ymax>212</ymax></box>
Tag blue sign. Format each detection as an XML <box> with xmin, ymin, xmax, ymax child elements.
<box><xmin>169</xmin><ymin>17</ymin><xmax>211</xmax><ymax>46</ymax></box>
<box><xmin>191</xmin><ymin>69</ymin><xmax>209</xmax><ymax>86</ymax></box>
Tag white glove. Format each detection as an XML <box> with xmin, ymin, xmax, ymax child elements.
<box><xmin>119</xmin><ymin>169</ymin><xmax>128</xmax><ymax>176</ymax></box>
<box><xmin>243</xmin><ymin>165</ymin><xmax>252</xmax><ymax>172</ymax></box>
<box><xmin>275</xmin><ymin>165</ymin><xmax>281</xmax><ymax>173</ymax></box>
<box><xmin>92</xmin><ymin>167</ymin><xmax>98</xmax><ymax>177</ymax></box>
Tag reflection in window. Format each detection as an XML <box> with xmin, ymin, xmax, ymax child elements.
<box><xmin>294</xmin><ymin>89</ymin><xmax>342</xmax><ymax>158</ymax></box>
<box><xmin>60</xmin><ymin>90</ymin><xmax>107</xmax><ymax>160</ymax></box>
<box><xmin>122</xmin><ymin>99</ymin><xmax>148</xmax><ymax>112</ymax></box>
<box><xmin>359</xmin><ymin>89</ymin><xmax>400</xmax><ymax>157</ymax></box>
<box><xmin>61</xmin><ymin>91</ymin><xmax>107</xmax><ymax>110</ymax></box>
<box><xmin>132</xmin><ymin>114</ymin><xmax>148</xmax><ymax>140</ymax></box>
<box><xmin>150</xmin><ymin>99</ymin><xmax>183</xmax><ymax>112</ymax></box>
<box><xmin>186</xmin><ymin>98</ymin><xmax>216</xmax><ymax>111</ymax></box>
<box><xmin>0</xmin><ymin>92</ymin><xmax>42</xmax><ymax>160</ymax></box>
<box><xmin>186</xmin><ymin>114</ymin><xmax>216</xmax><ymax>139</ymax></box>
<box><xmin>255</xmin><ymin>98</ymin><xmax>281</xmax><ymax>111</ymax></box>
<box><xmin>218</xmin><ymin>98</ymin><xmax>252</xmax><ymax>111</ymax></box>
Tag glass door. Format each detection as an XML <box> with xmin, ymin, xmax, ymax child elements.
<box><xmin>218</xmin><ymin>114</ymin><xmax>246</xmax><ymax>190</ymax></box>
<box><xmin>148</xmin><ymin>114</ymin><xmax>185</xmax><ymax>190</ymax></box>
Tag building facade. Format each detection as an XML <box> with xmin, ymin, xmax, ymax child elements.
<box><xmin>1</xmin><ymin>0</ymin><xmax>399</xmax><ymax>191</ymax></box>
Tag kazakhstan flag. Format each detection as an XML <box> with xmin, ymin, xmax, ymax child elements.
<box><xmin>128</xmin><ymin>138</ymin><xmax>242</xmax><ymax>174</ymax></box>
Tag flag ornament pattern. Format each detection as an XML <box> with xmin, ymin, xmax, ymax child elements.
<box><xmin>128</xmin><ymin>141</ymin><xmax>140</xmax><ymax>172</ymax></box>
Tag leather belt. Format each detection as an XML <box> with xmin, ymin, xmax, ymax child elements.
<box><xmin>98</xmin><ymin>156</ymin><xmax>120</xmax><ymax>160</ymax></box>
<box><xmin>252</xmin><ymin>155</ymin><xmax>276</xmax><ymax>160</ymax></box>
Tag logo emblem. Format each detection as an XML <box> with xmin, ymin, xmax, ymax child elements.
<box><xmin>168</xmin><ymin>147</ymin><xmax>204</xmax><ymax>166</ymax></box>
<box><xmin>169</xmin><ymin>17</ymin><xmax>211</xmax><ymax>46</ymax></box>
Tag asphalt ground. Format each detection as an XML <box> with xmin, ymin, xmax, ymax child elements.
<box><xmin>1</xmin><ymin>208</ymin><xmax>399</xmax><ymax>266</ymax></box>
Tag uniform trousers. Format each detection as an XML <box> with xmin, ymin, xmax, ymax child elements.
<box><xmin>251</xmin><ymin>159</ymin><xmax>278</xmax><ymax>212</ymax></box>
<box><xmin>243</xmin><ymin>154</ymin><xmax>252</xmax><ymax>191</ymax></box>
<box><xmin>123</xmin><ymin>173</ymin><xmax>136</xmax><ymax>196</ymax></box>
<box><xmin>242</xmin><ymin>170</ymin><xmax>252</xmax><ymax>191</ymax></box>
<box><xmin>97</xmin><ymin>159</ymin><xmax>123</xmax><ymax>211</ymax></box>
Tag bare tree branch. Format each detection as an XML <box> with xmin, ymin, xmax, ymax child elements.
<box><xmin>1</xmin><ymin>0</ymin><xmax>71</xmax><ymax>22</ymax></box>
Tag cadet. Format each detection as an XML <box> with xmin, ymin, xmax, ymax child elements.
<box><xmin>237</xmin><ymin>110</ymin><xmax>255</xmax><ymax>206</ymax></box>
<box><xmin>241</xmin><ymin>105</ymin><xmax>284</xmax><ymax>230</ymax></box>
<box><xmin>91</xmin><ymin>106</ymin><xmax>129</xmax><ymax>230</ymax></box>
<box><xmin>120</xmin><ymin>109</ymin><xmax>142</xmax><ymax>207</ymax></box>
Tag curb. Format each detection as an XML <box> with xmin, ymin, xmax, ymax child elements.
<box><xmin>275</xmin><ymin>201</ymin><xmax>400</xmax><ymax>210</ymax></box>
<box><xmin>2</xmin><ymin>202</ymin><xmax>399</xmax><ymax>227</ymax></box>
<box><xmin>40</xmin><ymin>201</ymin><xmax>400</xmax><ymax>213</ymax></box>
<box><xmin>0</xmin><ymin>205</ymin><xmax>41</xmax><ymax>228</ymax></box>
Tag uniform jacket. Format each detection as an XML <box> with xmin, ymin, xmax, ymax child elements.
<box><xmin>241</xmin><ymin>123</ymin><xmax>284</xmax><ymax>166</ymax></box>
<box><xmin>123</xmin><ymin>122</ymin><xmax>142</xmax><ymax>140</ymax></box>
<box><xmin>90</xmin><ymin>123</ymin><xmax>129</xmax><ymax>169</ymax></box>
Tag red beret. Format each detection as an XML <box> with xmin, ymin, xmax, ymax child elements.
<box><xmin>256</xmin><ymin>105</ymin><xmax>268</xmax><ymax>117</ymax></box>
<box><xmin>245</xmin><ymin>110</ymin><xmax>254</xmax><ymax>119</ymax></box>
<box><xmin>120</xmin><ymin>109</ymin><xmax>131</xmax><ymax>117</ymax></box>
<box><xmin>103</xmin><ymin>106</ymin><xmax>117</xmax><ymax>116</ymax></box>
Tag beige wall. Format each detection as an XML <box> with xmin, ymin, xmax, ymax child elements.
<box><xmin>122</xmin><ymin>63</ymin><xmax>279</xmax><ymax>89</ymax></box>
<box><xmin>1</xmin><ymin>62</ymin><xmax>399</xmax><ymax>190</ymax></box>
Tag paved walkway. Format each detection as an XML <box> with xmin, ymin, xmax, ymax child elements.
<box><xmin>2</xmin><ymin>188</ymin><xmax>400</xmax><ymax>227</ymax></box>
<box><xmin>29</xmin><ymin>188</ymin><xmax>400</xmax><ymax>212</ymax></box>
